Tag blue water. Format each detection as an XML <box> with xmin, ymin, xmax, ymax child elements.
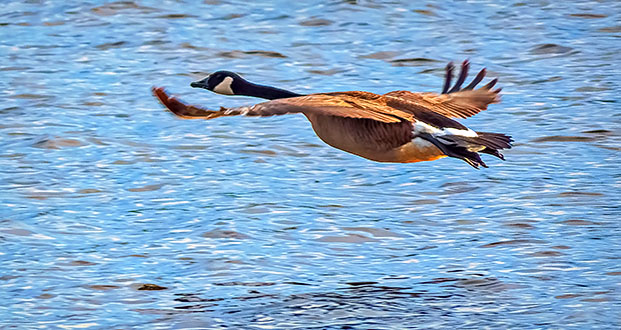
<box><xmin>1</xmin><ymin>1</ymin><xmax>620</xmax><ymax>329</ymax></box>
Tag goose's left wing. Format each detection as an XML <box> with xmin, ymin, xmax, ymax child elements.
<box><xmin>153</xmin><ymin>87</ymin><xmax>414</xmax><ymax>124</ymax></box>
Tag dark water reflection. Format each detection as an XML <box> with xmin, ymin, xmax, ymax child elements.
<box><xmin>1</xmin><ymin>0</ymin><xmax>620</xmax><ymax>329</ymax></box>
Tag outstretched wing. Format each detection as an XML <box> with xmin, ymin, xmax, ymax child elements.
<box><xmin>153</xmin><ymin>87</ymin><xmax>414</xmax><ymax>124</ymax></box>
<box><xmin>385</xmin><ymin>60</ymin><xmax>501</xmax><ymax>119</ymax></box>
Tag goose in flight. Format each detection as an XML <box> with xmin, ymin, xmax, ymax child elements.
<box><xmin>153</xmin><ymin>61</ymin><xmax>511</xmax><ymax>168</ymax></box>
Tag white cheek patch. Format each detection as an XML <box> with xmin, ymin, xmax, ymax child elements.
<box><xmin>213</xmin><ymin>76</ymin><xmax>234</xmax><ymax>95</ymax></box>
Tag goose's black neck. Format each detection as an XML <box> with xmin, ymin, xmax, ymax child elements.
<box><xmin>235</xmin><ymin>80</ymin><xmax>303</xmax><ymax>100</ymax></box>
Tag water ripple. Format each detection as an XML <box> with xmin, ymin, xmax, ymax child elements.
<box><xmin>1</xmin><ymin>0</ymin><xmax>620</xmax><ymax>329</ymax></box>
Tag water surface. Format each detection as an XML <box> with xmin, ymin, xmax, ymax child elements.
<box><xmin>1</xmin><ymin>1</ymin><xmax>620</xmax><ymax>329</ymax></box>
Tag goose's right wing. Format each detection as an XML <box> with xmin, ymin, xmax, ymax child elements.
<box><xmin>153</xmin><ymin>87</ymin><xmax>413</xmax><ymax>124</ymax></box>
<box><xmin>385</xmin><ymin>60</ymin><xmax>501</xmax><ymax>119</ymax></box>
<box><xmin>385</xmin><ymin>88</ymin><xmax>500</xmax><ymax>119</ymax></box>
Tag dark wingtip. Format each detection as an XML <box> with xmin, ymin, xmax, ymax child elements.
<box><xmin>483</xmin><ymin>78</ymin><xmax>498</xmax><ymax>90</ymax></box>
<box><xmin>443</xmin><ymin>60</ymin><xmax>502</xmax><ymax>94</ymax></box>
<box><xmin>463</xmin><ymin>68</ymin><xmax>486</xmax><ymax>90</ymax></box>
<box><xmin>152</xmin><ymin>86</ymin><xmax>168</xmax><ymax>104</ymax></box>
<box><xmin>152</xmin><ymin>86</ymin><xmax>185</xmax><ymax>117</ymax></box>
<box><xmin>448</xmin><ymin>60</ymin><xmax>469</xmax><ymax>93</ymax></box>
<box><xmin>442</xmin><ymin>62</ymin><xmax>455</xmax><ymax>94</ymax></box>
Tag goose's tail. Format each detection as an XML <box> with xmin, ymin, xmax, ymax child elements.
<box><xmin>422</xmin><ymin>131</ymin><xmax>513</xmax><ymax>169</ymax></box>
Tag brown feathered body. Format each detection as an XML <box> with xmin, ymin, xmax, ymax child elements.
<box><xmin>299</xmin><ymin>91</ymin><xmax>443</xmax><ymax>163</ymax></box>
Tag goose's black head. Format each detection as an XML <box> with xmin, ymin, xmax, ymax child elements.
<box><xmin>190</xmin><ymin>71</ymin><xmax>245</xmax><ymax>95</ymax></box>
<box><xmin>190</xmin><ymin>71</ymin><xmax>302</xmax><ymax>100</ymax></box>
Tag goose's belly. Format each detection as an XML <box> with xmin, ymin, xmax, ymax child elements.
<box><xmin>305</xmin><ymin>114</ymin><xmax>445</xmax><ymax>163</ymax></box>
<box><xmin>387</xmin><ymin>139</ymin><xmax>446</xmax><ymax>163</ymax></box>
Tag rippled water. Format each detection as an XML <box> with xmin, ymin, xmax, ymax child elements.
<box><xmin>1</xmin><ymin>1</ymin><xmax>620</xmax><ymax>329</ymax></box>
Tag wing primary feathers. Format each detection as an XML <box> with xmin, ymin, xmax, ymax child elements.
<box><xmin>442</xmin><ymin>62</ymin><xmax>454</xmax><ymax>94</ymax></box>
<box><xmin>483</xmin><ymin>78</ymin><xmax>498</xmax><ymax>90</ymax></box>
<box><xmin>152</xmin><ymin>87</ymin><xmax>238</xmax><ymax>119</ymax></box>
<box><xmin>448</xmin><ymin>60</ymin><xmax>469</xmax><ymax>93</ymax></box>
<box><xmin>463</xmin><ymin>68</ymin><xmax>486</xmax><ymax>90</ymax></box>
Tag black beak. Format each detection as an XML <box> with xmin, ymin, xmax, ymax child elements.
<box><xmin>190</xmin><ymin>79</ymin><xmax>208</xmax><ymax>89</ymax></box>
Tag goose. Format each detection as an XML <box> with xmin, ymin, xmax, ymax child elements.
<box><xmin>153</xmin><ymin>61</ymin><xmax>512</xmax><ymax>168</ymax></box>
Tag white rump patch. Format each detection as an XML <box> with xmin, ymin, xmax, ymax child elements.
<box><xmin>412</xmin><ymin>120</ymin><xmax>478</xmax><ymax>138</ymax></box>
<box><xmin>213</xmin><ymin>76</ymin><xmax>234</xmax><ymax>95</ymax></box>
<box><xmin>411</xmin><ymin>137</ymin><xmax>434</xmax><ymax>148</ymax></box>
